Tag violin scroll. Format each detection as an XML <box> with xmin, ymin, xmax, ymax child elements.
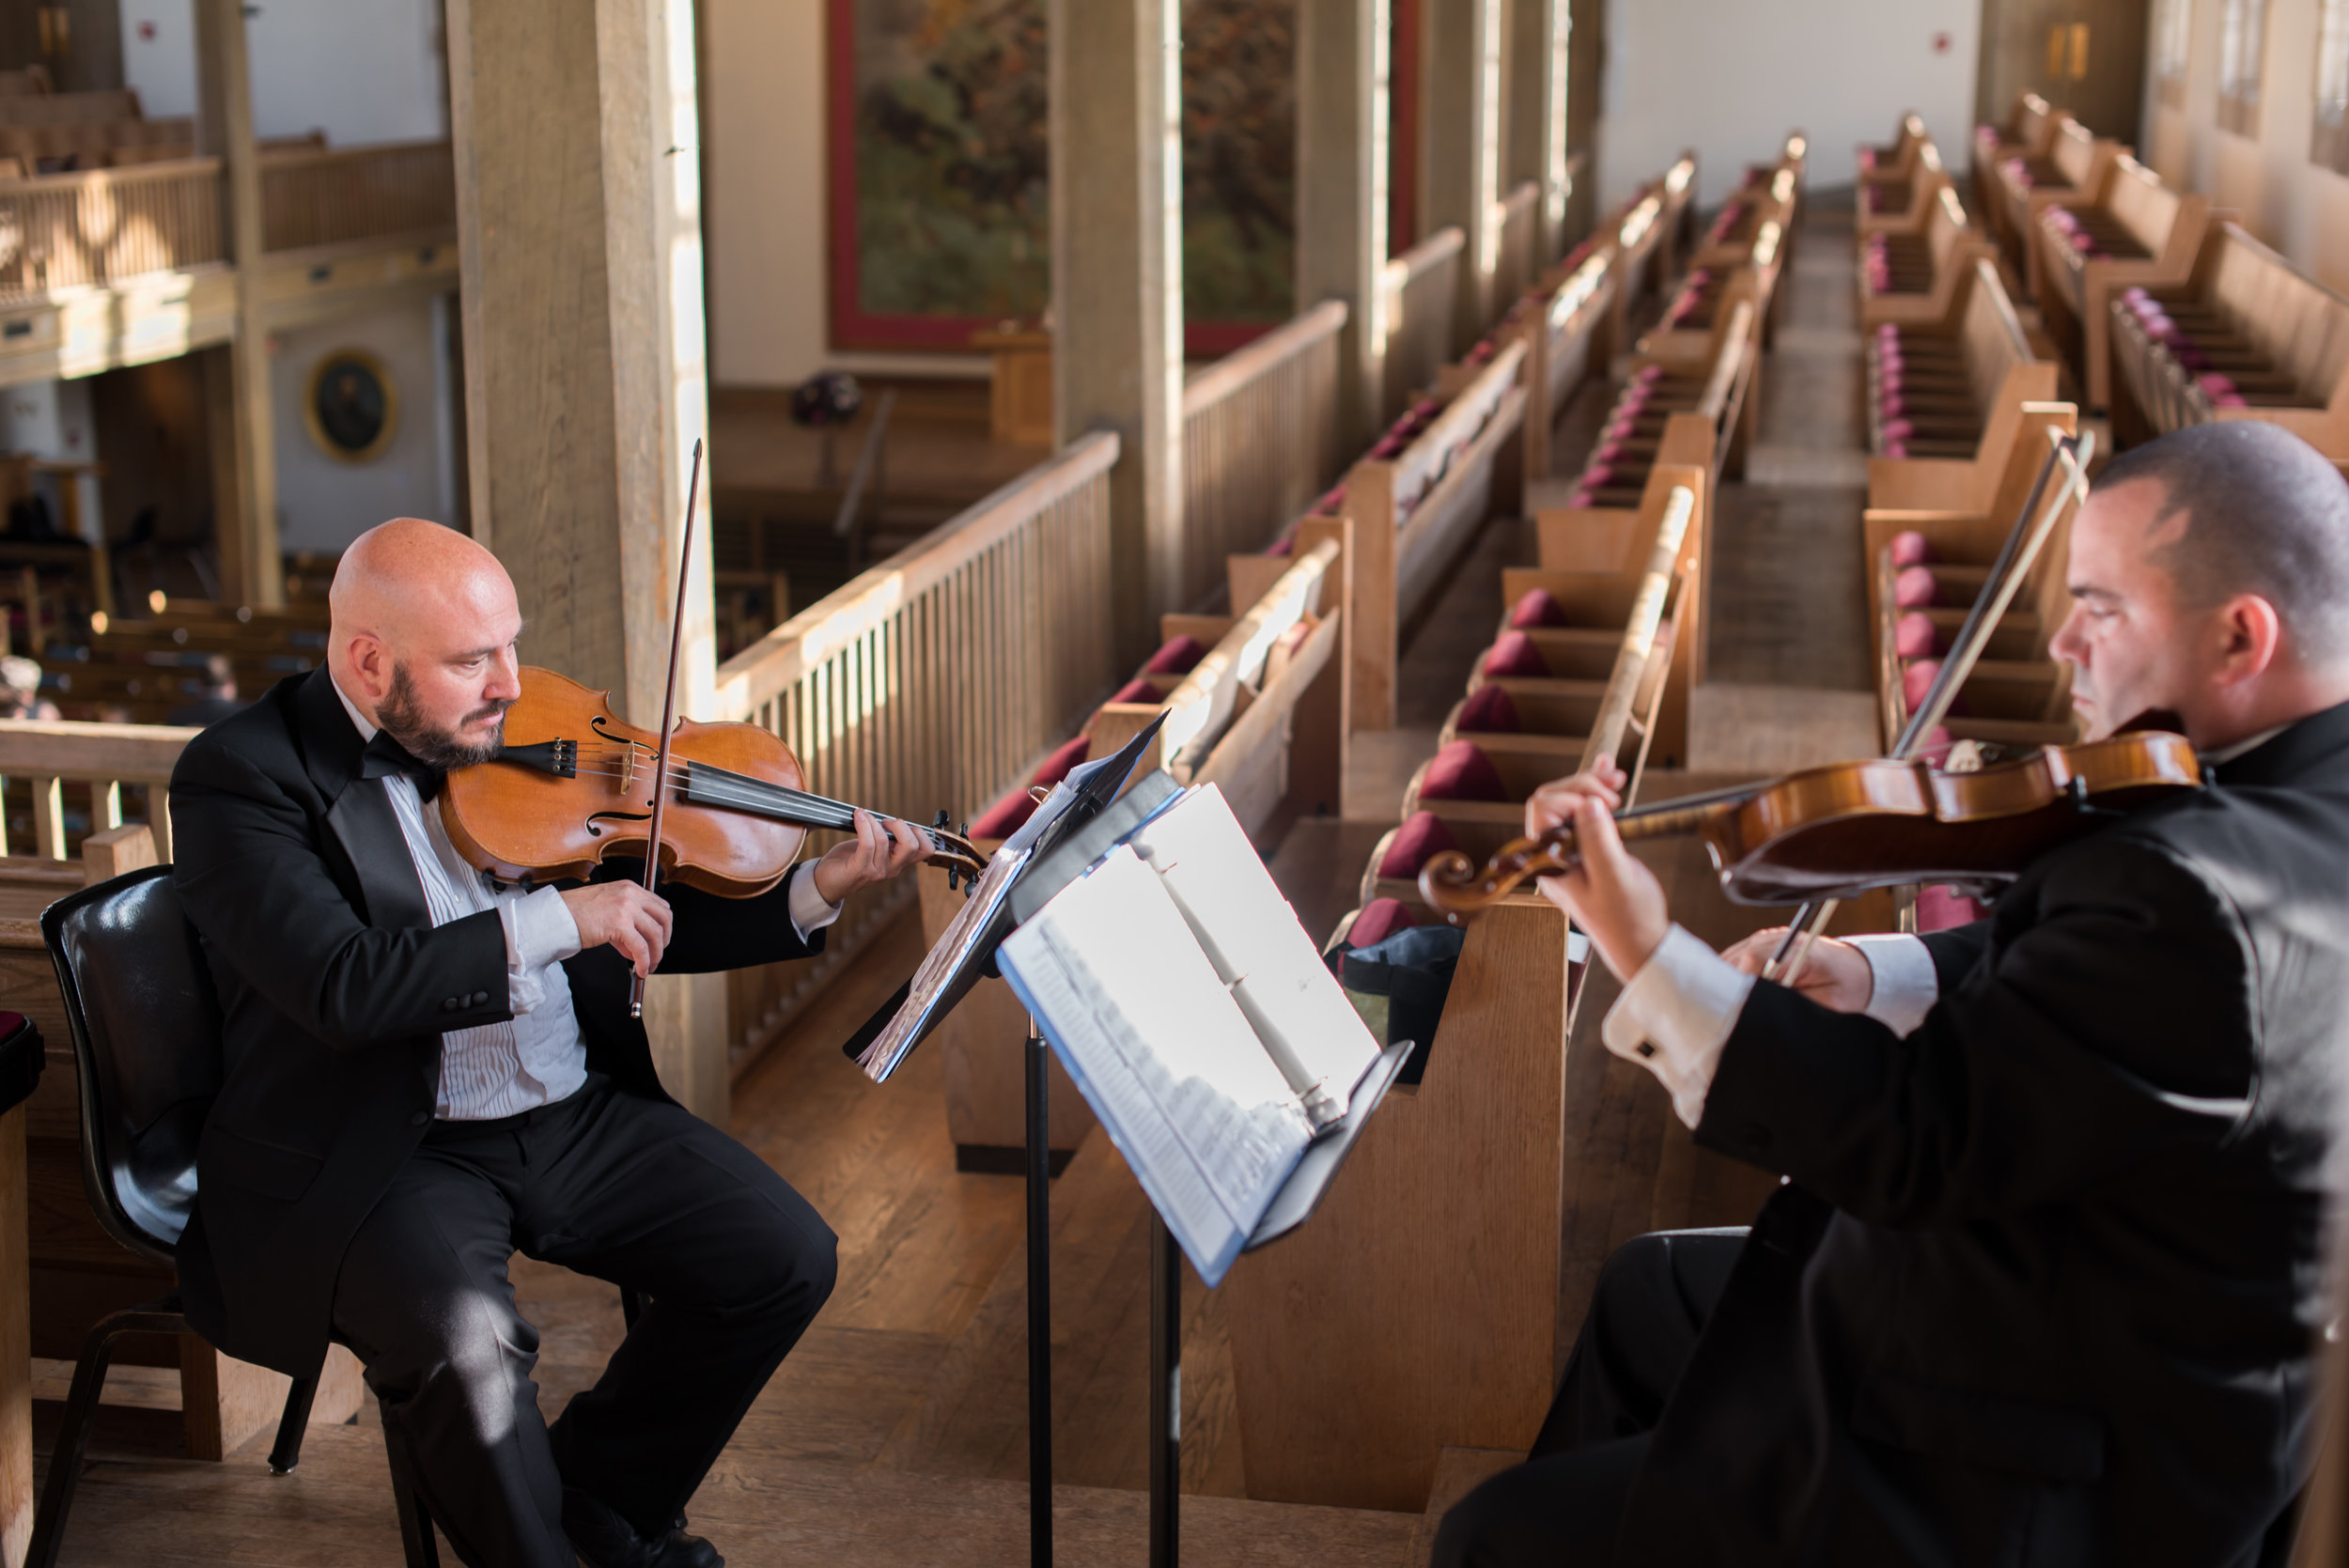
<box><xmin>1417</xmin><ymin>834</ymin><xmax>1581</xmax><ymax>921</ymax></box>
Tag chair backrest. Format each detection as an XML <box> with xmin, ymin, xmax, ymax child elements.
<box><xmin>40</xmin><ymin>864</ymin><xmax>224</xmax><ymax>1266</ymax></box>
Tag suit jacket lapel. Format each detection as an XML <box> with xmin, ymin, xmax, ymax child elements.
<box><xmin>2209</xmin><ymin>698</ymin><xmax>2349</xmax><ymax>790</ymax></box>
<box><xmin>294</xmin><ymin>671</ymin><xmax>434</xmax><ymax>933</ymax></box>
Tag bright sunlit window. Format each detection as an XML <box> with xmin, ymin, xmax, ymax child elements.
<box><xmin>2219</xmin><ymin>0</ymin><xmax>2270</xmax><ymax>136</ymax></box>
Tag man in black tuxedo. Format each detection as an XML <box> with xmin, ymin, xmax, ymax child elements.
<box><xmin>169</xmin><ymin>519</ymin><xmax>926</xmax><ymax>1568</ymax></box>
<box><xmin>1435</xmin><ymin>421</ymin><xmax>2349</xmax><ymax>1566</ymax></box>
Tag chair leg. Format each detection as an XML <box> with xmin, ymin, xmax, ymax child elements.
<box><xmin>268</xmin><ymin>1374</ymin><xmax>321</xmax><ymax>1475</ymax></box>
<box><xmin>25</xmin><ymin>1300</ymin><xmax>189</xmax><ymax>1568</ymax></box>
<box><xmin>377</xmin><ymin>1394</ymin><xmax>442</xmax><ymax>1568</ymax></box>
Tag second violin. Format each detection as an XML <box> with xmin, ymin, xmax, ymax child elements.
<box><xmin>1417</xmin><ymin>729</ymin><xmax>2202</xmax><ymax>916</ymax></box>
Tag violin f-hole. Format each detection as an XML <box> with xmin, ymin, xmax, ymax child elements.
<box><xmin>584</xmin><ymin>808</ymin><xmax>653</xmax><ymax>838</ymax></box>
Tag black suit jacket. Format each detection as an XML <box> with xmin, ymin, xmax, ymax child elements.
<box><xmin>167</xmin><ymin>669</ymin><xmax>824</xmax><ymax>1376</ymax></box>
<box><xmin>1616</xmin><ymin>700</ymin><xmax>2349</xmax><ymax>1566</ymax></box>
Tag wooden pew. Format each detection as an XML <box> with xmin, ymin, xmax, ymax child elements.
<box><xmin>1221</xmin><ymin>465</ymin><xmax>1703</xmax><ymax>1513</ymax></box>
<box><xmin>2108</xmin><ymin>223</ymin><xmax>2349</xmax><ymax>459</ymax></box>
<box><xmin>1249</xmin><ymin>337</ymin><xmax>1523</xmax><ymax>733</ymax></box>
<box><xmin>1516</xmin><ymin>247</ymin><xmax>1617</xmax><ymax>494</ymax></box>
<box><xmin>1358</xmin><ymin>462</ymin><xmax>1708</xmax><ymax>916</ymax></box>
<box><xmin>1864</xmin><ymin>258</ymin><xmax>2059</xmax><ymax>497</ymax></box>
<box><xmin>923</xmin><ymin>524</ymin><xmax>1352</xmax><ymax>1157</ymax></box>
<box><xmin>1863</xmin><ymin>405</ymin><xmax>2083</xmax><ymax>753</ymax></box>
<box><xmin>2028</xmin><ymin>154</ymin><xmax>2210</xmax><ymax>411</ymax></box>
<box><xmin>1970</xmin><ymin>91</ymin><xmax>2063</xmax><ymax>250</ymax></box>
<box><xmin>1558</xmin><ymin>292</ymin><xmax>1757</xmax><ymax>505</ymax></box>
<box><xmin>1859</xmin><ymin>113</ymin><xmax>1930</xmax><ymax>190</ymax></box>
<box><xmin>1859</xmin><ymin>184</ymin><xmax>1996</xmax><ymax>328</ymax></box>
<box><xmin>1989</xmin><ymin>114</ymin><xmax>2123</xmax><ymax>287</ymax></box>
<box><xmin>1859</xmin><ymin>141</ymin><xmax>1951</xmax><ymax>236</ymax></box>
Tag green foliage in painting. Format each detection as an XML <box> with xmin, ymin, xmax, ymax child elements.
<box><xmin>856</xmin><ymin>0</ymin><xmax>1052</xmax><ymax>320</ymax></box>
<box><xmin>848</xmin><ymin>0</ymin><xmax>1296</xmax><ymax>330</ymax></box>
<box><xmin>1181</xmin><ymin>0</ymin><xmax>1295</xmax><ymax>323</ymax></box>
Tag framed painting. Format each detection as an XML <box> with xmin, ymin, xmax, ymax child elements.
<box><xmin>827</xmin><ymin>0</ymin><xmax>1299</xmax><ymax>357</ymax></box>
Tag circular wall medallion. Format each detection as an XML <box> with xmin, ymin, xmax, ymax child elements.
<box><xmin>303</xmin><ymin>348</ymin><xmax>399</xmax><ymax>463</ymax></box>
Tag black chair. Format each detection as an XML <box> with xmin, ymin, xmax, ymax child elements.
<box><xmin>34</xmin><ymin>868</ymin><xmax>448</xmax><ymax>1566</ymax></box>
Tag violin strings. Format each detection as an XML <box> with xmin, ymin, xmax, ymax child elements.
<box><xmin>509</xmin><ymin>749</ymin><xmax>954</xmax><ymax>847</ymax></box>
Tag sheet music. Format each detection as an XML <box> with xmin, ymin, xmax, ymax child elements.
<box><xmin>1128</xmin><ymin>787</ymin><xmax>1380</xmax><ymax>1127</ymax></box>
<box><xmin>999</xmin><ymin>846</ymin><xmax>1313</xmax><ymax>1285</ymax></box>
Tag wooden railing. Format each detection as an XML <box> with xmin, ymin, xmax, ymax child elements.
<box><xmin>0</xmin><ymin>138</ymin><xmax>457</xmax><ymax>299</ymax></box>
<box><xmin>0</xmin><ymin>157</ymin><xmax>224</xmax><ymax>297</ymax></box>
<box><xmin>261</xmin><ymin>140</ymin><xmax>456</xmax><ymax>253</ymax></box>
<box><xmin>1381</xmin><ymin>226</ymin><xmax>1466</xmax><ymax>420</ymax></box>
<box><xmin>712</xmin><ymin>432</ymin><xmax>1121</xmax><ymax>1068</ymax></box>
<box><xmin>1178</xmin><ymin>300</ymin><xmax>1347</xmax><ymax>607</ymax></box>
<box><xmin>0</xmin><ymin>718</ymin><xmax>194</xmax><ymax>860</ymax></box>
<box><xmin>1491</xmin><ymin>179</ymin><xmax>1542</xmax><ymax>315</ymax></box>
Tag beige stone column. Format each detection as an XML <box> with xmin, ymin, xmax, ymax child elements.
<box><xmin>1421</xmin><ymin>0</ymin><xmax>1503</xmax><ymax>352</ymax></box>
<box><xmin>445</xmin><ymin>0</ymin><xmax>728</xmax><ymax>1122</ymax></box>
<box><xmin>1563</xmin><ymin>0</ymin><xmax>1605</xmax><ymax>244</ymax></box>
<box><xmin>1507</xmin><ymin>0</ymin><xmax>1571</xmax><ymax>266</ymax></box>
<box><xmin>1296</xmin><ymin>0</ymin><xmax>1391</xmax><ymax>458</ymax></box>
<box><xmin>1050</xmin><ymin>0</ymin><xmax>1184</xmax><ymax>661</ymax></box>
<box><xmin>194</xmin><ymin>0</ymin><xmax>281</xmax><ymax>609</ymax></box>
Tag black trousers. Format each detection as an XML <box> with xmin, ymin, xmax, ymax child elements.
<box><xmin>331</xmin><ymin>1076</ymin><xmax>838</xmax><ymax>1568</ymax></box>
<box><xmin>1430</xmin><ymin>1228</ymin><xmax>1747</xmax><ymax>1568</ymax></box>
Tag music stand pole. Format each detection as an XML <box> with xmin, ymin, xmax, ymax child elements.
<box><xmin>1025</xmin><ymin>1017</ymin><xmax>1053</xmax><ymax>1568</ymax></box>
<box><xmin>1149</xmin><ymin>1212</ymin><xmax>1181</xmax><ymax>1567</ymax></box>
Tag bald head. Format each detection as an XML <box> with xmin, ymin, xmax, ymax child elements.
<box><xmin>329</xmin><ymin>519</ymin><xmax>523</xmax><ymax>768</ymax></box>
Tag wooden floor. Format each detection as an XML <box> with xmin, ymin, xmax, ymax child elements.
<box><xmin>34</xmin><ymin>200</ymin><xmax>1879</xmax><ymax>1566</ymax></box>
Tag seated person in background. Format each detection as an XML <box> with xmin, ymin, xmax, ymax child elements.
<box><xmin>166</xmin><ymin>653</ymin><xmax>242</xmax><ymax>727</ymax></box>
<box><xmin>0</xmin><ymin>654</ymin><xmax>59</xmax><ymax>721</ymax></box>
<box><xmin>1435</xmin><ymin>422</ymin><xmax>2349</xmax><ymax>1567</ymax></box>
<box><xmin>170</xmin><ymin>519</ymin><xmax>927</xmax><ymax>1568</ymax></box>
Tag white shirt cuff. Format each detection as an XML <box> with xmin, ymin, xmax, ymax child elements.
<box><xmin>788</xmin><ymin>862</ymin><xmax>844</xmax><ymax>942</ymax></box>
<box><xmin>1600</xmin><ymin>924</ymin><xmax>1755</xmax><ymax>1130</ymax></box>
<box><xmin>1846</xmin><ymin>933</ymin><xmax>1939</xmax><ymax>1036</ymax></box>
<box><xmin>499</xmin><ymin>885</ymin><xmax>583</xmax><ymax>1016</ymax></box>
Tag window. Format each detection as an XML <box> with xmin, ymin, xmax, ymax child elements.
<box><xmin>2153</xmin><ymin>0</ymin><xmax>2193</xmax><ymax>110</ymax></box>
<box><xmin>2219</xmin><ymin>0</ymin><xmax>2270</xmax><ymax>136</ymax></box>
<box><xmin>2318</xmin><ymin>0</ymin><xmax>2349</xmax><ymax>171</ymax></box>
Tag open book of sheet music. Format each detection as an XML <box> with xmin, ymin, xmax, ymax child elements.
<box><xmin>995</xmin><ymin>784</ymin><xmax>1381</xmax><ymax>1285</ymax></box>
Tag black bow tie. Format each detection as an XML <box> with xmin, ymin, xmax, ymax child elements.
<box><xmin>362</xmin><ymin>728</ymin><xmax>446</xmax><ymax>802</ymax></box>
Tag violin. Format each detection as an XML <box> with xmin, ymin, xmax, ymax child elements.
<box><xmin>437</xmin><ymin>664</ymin><xmax>987</xmax><ymax>896</ymax></box>
<box><xmin>437</xmin><ymin>440</ymin><xmax>980</xmax><ymax>1015</ymax></box>
<box><xmin>1417</xmin><ymin>727</ymin><xmax>2202</xmax><ymax>917</ymax></box>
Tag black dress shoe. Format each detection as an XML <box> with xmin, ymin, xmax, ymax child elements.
<box><xmin>562</xmin><ymin>1488</ymin><xmax>724</xmax><ymax>1568</ymax></box>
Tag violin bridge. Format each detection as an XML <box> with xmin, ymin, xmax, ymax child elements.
<box><xmin>617</xmin><ymin>742</ymin><xmax>638</xmax><ymax>794</ymax></box>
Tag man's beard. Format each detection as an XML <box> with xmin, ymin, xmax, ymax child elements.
<box><xmin>379</xmin><ymin>662</ymin><xmax>512</xmax><ymax>769</ymax></box>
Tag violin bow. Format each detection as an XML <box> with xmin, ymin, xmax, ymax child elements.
<box><xmin>1760</xmin><ymin>427</ymin><xmax>2095</xmax><ymax>986</ymax></box>
<box><xmin>630</xmin><ymin>437</ymin><xmax>705</xmax><ymax>1018</ymax></box>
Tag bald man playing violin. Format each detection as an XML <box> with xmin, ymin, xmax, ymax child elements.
<box><xmin>1434</xmin><ymin>422</ymin><xmax>2349</xmax><ymax>1568</ymax></box>
<box><xmin>167</xmin><ymin>519</ymin><xmax>926</xmax><ymax>1568</ymax></box>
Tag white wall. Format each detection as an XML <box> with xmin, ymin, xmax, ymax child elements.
<box><xmin>703</xmin><ymin>0</ymin><xmax>981</xmax><ymax>385</ymax></box>
<box><xmin>119</xmin><ymin>0</ymin><xmax>446</xmax><ymax>145</ymax></box>
<box><xmin>2140</xmin><ymin>0</ymin><xmax>2349</xmax><ymax>295</ymax></box>
<box><xmin>1598</xmin><ymin>0</ymin><xmax>1981</xmax><ymax>210</ymax></box>
<box><xmin>0</xmin><ymin>380</ymin><xmax>101</xmax><ymax>543</ymax></box>
<box><xmin>271</xmin><ymin>297</ymin><xmax>459</xmax><ymax>554</ymax></box>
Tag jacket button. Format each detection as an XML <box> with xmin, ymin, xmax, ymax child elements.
<box><xmin>442</xmin><ymin>997</ymin><xmax>459</xmax><ymax>1012</ymax></box>
<box><xmin>472</xmin><ymin>990</ymin><xmax>490</xmax><ymax>1006</ymax></box>
<box><xmin>410</xmin><ymin>1111</ymin><xmax>429</xmax><ymax>1126</ymax></box>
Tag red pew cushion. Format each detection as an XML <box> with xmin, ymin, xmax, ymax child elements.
<box><xmin>1346</xmin><ymin>898</ymin><xmax>1417</xmax><ymax>948</ymax></box>
<box><xmin>1419</xmin><ymin>740</ymin><xmax>1506</xmax><ymax>802</ymax></box>
<box><xmin>1456</xmin><ymin>683</ymin><xmax>1521</xmax><ymax>734</ymax></box>
<box><xmin>1483</xmin><ymin>630</ymin><xmax>1549</xmax><ymax>678</ymax></box>
<box><xmin>1377</xmin><ymin>811</ymin><xmax>1461</xmax><ymax>880</ymax></box>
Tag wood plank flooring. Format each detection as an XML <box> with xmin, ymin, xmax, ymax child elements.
<box><xmin>34</xmin><ymin>195</ymin><xmax>1881</xmax><ymax>1567</ymax></box>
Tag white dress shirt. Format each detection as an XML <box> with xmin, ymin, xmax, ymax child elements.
<box><xmin>1602</xmin><ymin>927</ymin><xmax>1941</xmax><ymax>1130</ymax></box>
<box><xmin>330</xmin><ymin>678</ymin><xmax>842</xmax><ymax>1119</ymax></box>
<box><xmin>1603</xmin><ymin>729</ymin><xmax>2280</xmax><ymax>1128</ymax></box>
